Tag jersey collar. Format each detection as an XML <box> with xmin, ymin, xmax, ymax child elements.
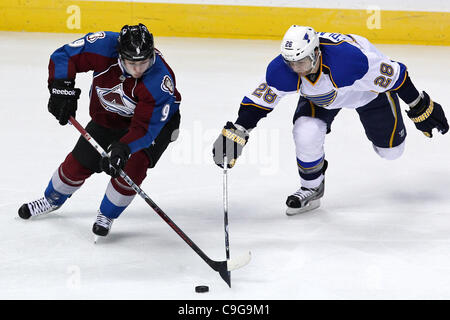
<box><xmin>303</xmin><ymin>55</ymin><xmax>323</xmax><ymax>86</ymax></box>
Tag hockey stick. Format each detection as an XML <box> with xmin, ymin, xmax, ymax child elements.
<box><xmin>68</xmin><ymin>117</ymin><xmax>250</xmax><ymax>287</ymax></box>
<box><xmin>222</xmin><ymin>156</ymin><xmax>231</xmax><ymax>285</ymax></box>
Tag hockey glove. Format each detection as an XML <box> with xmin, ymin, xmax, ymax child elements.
<box><xmin>48</xmin><ymin>79</ymin><xmax>81</xmax><ymax>126</ymax></box>
<box><xmin>406</xmin><ymin>91</ymin><xmax>449</xmax><ymax>138</ymax></box>
<box><xmin>212</xmin><ymin>122</ymin><xmax>249</xmax><ymax>168</ymax></box>
<box><xmin>100</xmin><ymin>142</ymin><xmax>131</xmax><ymax>178</ymax></box>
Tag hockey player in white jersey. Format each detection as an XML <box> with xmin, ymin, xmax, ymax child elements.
<box><xmin>212</xmin><ymin>25</ymin><xmax>448</xmax><ymax>215</ymax></box>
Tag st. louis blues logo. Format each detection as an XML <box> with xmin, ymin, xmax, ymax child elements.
<box><xmin>303</xmin><ymin>90</ymin><xmax>337</xmax><ymax>107</ymax></box>
<box><xmin>96</xmin><ymin>83</ymin><xmax>137</xmax><ymax>117</ymax></box>
<box><xmin>303</xmin><ymin>33</ymin><xmax>310</xmax><ymax>43</ymax></box>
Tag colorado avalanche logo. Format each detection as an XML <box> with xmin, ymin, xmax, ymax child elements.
<box><xmin>161</xmin><ymin>75</ymin><xmax>174</xmax><ymax>95</ymax></box>
<box><xmin>96</xmin><ymin>83</ymin><xmax>137</xmax><ymax>117</ymax></box>
<box><xmin>86</xmin><ymin>31</ymin><xmax>106</xmax><ymax>43</ymax></box>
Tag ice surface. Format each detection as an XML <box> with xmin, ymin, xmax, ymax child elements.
<box><xmin>1</xmin><ymin>31</ymin><xmax>449</xmax><ymax>299</ymax></box>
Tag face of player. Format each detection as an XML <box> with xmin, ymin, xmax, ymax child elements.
<box><xmin>122</xmin><ymin>58</ymin><xmax>151</xmax><ymax>78</ymax></box>
<box><xmin>286</xmin><ymin>57</ymin><xmax>313</xmax><ymax>75</ymax></box>
<box><xmin>285</xmin><ymin>51</ymin><xmax>320</xmax><ymax>76</ymax></box>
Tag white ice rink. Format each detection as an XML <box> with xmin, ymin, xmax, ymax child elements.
<box><xmin>1</xmin><ymin>31</ymin><xmax>450</xmax><ymax>300</ymax></box>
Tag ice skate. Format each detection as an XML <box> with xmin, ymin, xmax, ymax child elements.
<box><xmin>18</xmin><ymin>197</ymin><xmax>60</xmax><ymax>220</ymax></box>
<box><xmin>286</xmin><ymin>180</ymin><xmax>324</xmax><ymax>216</ymax></box>
<box><xmin>92</xmin><ymin>211</ymin><xmax>113</xmax><ymax>242</ymax></box>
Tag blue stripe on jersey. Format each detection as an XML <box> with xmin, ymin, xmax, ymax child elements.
<box><xmin>50</xmin><ymin>31</ymin><xmax>119</xmax><ymax>79</ymax></box>
<box><xmin>320</xmin><ymin>41</ymin><xmax>369</xmax><ymax>88</ymax></box>
<box><xmin>82</xmin><ymin>31</ymin><xmax>119</xmax><ymax>57</ymax></box>
<box><xmin>127</xmin><ymin>56</ymin><xmax>179</xmax><ymax>154</ymax></box>
<box><xmin>127</xmin><ymin>102</ymin><xmax>179</xmax><ymax>154</ymax></box>
<box><xmin>266</xmin><ymin>55</ymin><xmax>300</xmax><ymax>92</ymax></box>
<box><xmin>303</xmin><ymin>90</ymin><xmax>337</xmax><ymax>107</ymax></box>
<box><xmin>241</xmin><ymin>96</ymin><xmax>273</xmax><ymax>111</ymax></box>
<box><xmin>51</xmin><ymin>50</ymin><xmax>70</xmax><ymax>79</ymax></box>
<box><xmin>390</xmin><ymin>61</ymin><xmax>407</xmax><ymax>91</ymax></box>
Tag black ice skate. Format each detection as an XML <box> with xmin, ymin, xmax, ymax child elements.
<box><xmin>18</xmin><ymin>197</ymin><xmax>60</xmax><ymax>219</ymax></box>
<box><xmin>92</xmin><ymin>211</ymin><xmax>114</xmax><ymax>242</ymax></box>
<box><xmin>286</xmin><ymin>180</ymin><xmax>325</xmax><ymax>216</ymax></box>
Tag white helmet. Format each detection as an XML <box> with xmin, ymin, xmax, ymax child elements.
<box><xmin>281</xmin><ymin>25</ymin><xmax>320</xmax><ymax>73</ymax></box>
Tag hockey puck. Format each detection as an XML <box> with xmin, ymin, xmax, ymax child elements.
<box><xmin>195</xmin><ymin>285</ymin><xmax>209</xmax><ymax>293</ymax></box>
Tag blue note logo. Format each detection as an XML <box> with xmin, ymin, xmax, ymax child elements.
<box><xmin>303</xmin><ymin>90</ymin><xmax>337</xmax><ymax>108</ymax></box>
<box><xmin>303</xmin><ymin>33</ymin><xmax>310</xmax><ymax>43</ymax></box>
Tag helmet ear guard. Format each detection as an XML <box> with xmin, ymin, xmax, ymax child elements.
<box><xmin>309</xmin><ymin>47</ymin><xmax>321</xmax><ymax>70</ymax></box>
<box><xmin>118</xmin><ymin>23</ymin><xmax>155</xmax><ymax>62</ymax></box>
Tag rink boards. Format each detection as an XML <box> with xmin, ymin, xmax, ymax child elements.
<box><xmin>0</xmin><ymin>0</ymin><xmax>449</xmax><ymax>45</ymax></box>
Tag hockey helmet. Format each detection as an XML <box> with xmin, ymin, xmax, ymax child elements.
<box><xmin>118</xmin><ymin>24</ymin><xmax>155</xmax><ymax>62</ymax></box>
<box><xmin>281</xmin><ymin>25</ymin><xmax>320</xmax><ymax>73</ymax></box>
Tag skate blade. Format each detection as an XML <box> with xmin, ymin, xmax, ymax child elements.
<box><xmin>286</xmin><ymin>199</ymin><xmax>320</xmax><ymax>216</ymax></box>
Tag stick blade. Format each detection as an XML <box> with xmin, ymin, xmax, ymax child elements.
<box><xmin>219</xmin><ymin>269</ymin><xmax>231</xmax><ymax>287</ymax></box>
<box><xmin>210</xmin><ymin>260</ymin><xmax>231</xmax><ymax>287</ymax></box>
<box><xmin>227</xmin><ymin>251</ymin><xmax>251</xmax><ymax>271</ymax></box>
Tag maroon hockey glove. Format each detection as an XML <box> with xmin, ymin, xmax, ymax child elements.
<box><xmin>100</xmin><ymin>142</ymin><xmax>131</xmax><ymax>178</ymax></box>
<box><xmin>48</xmin><ymin>79</ymin><xmax>81</xmax><ymax>126</ymax></box>
<box><xmin>212</xmin><ymin>122</ymin><xmax>249</xmax><ymax>168</ymax></box>
<box><xmin>406</xmin><ymin>91</ymin><xmax>449</xmax><ymax>138</ymax></box>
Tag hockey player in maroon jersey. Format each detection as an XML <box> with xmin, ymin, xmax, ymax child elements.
<box><xmin>18</xmin><ymin>24</ymin><xmax>182</xmax><ymax>239</ymax></box>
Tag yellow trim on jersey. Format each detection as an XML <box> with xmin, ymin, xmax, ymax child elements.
<box><xmin>303</xmin><ymin>55</ymin><xmax>323</xmax><ymax>86</ymax></box>
<box><xmin>391</xmin><ymin>70</ymin><xmax>408</xmax><ymax>91</ymax></box>
<box><xmin>321</xmin><ymin>64</ymin><xmax>338</xmax><ymax>88</ymax></box>
<box><xmin>319</xmin><ymin>40</ymin><xmax>355</xmax><ymax>46</ymax></box>
<box><xmin>309</xmin><ymin>101</ymin><xmax>316</xmax><ymax>118</ymax></box>
<box><xmin>297</xmin><ymin>76</ymin><xmax>301</xmax><ymax>93</ymax></box>
<box><xmin>346</xmin><ymin>34</ymin><xmax>357</xmax><ymax>42</ymax></box>
<box><xmin>240</xmin><ymin>103</ymin><xmax>272</xmax><ymax>111</ymax></box>
<box><xmin>1</xmin><ymin>1</ymin><xmax>448</xmax><ymax>46</ymax></box>
<box><xmin>386</xmin><ymin>92</ymin><xmax>398</xmax><ymax>148</ymax></box>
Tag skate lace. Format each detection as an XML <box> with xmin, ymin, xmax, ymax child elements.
<box><xmin>95</xmin><ymin>213</ymin><xmax>113</xmax><ymax>229</ymax></box>
<box><xmin>293</xmin><ymin>187</ymin><xmax>317</xmax><ymax>200</ymax></box>
<box><xmin>28</xmin><ymin>197</ymin><xmax>55</xmax><ymax>216</ymax></box>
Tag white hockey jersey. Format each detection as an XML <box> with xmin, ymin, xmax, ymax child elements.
<box><xmin>241</xmin><ymin>32</ymin><xmax>407</xmax><ymax>112</ymax></box>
